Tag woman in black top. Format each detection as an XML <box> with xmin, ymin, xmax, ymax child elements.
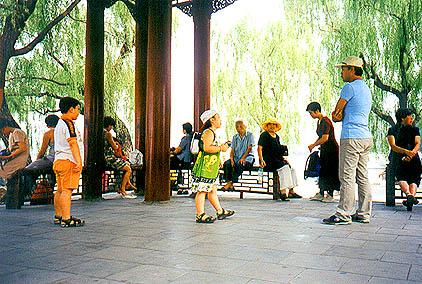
<box><xmin>307</xmin><ymin>102</ymin><xmax>340</xmax><ymax>202</ymax></box>
<box><xmin>387</xmin><ymin>108</ymin><xmax>421</xmax><ymax>211</ymax></box>
<box><xmin>257</xmin><ymin>118</ymin><xmax>301</xmax><ymax>201</ymax></box>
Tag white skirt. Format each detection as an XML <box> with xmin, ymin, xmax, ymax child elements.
<box><xmin>277</xmin><ymin>165</ymin><xmax>298</xmax><ymax>190</ymax></box>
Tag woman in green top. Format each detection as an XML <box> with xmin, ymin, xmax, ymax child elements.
<box><xmin>192</xmin><ymin>110</ymin><xmax>235</xmax><ymax>223</ymax></box>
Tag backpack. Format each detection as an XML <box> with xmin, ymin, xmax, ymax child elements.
<box><xmin>190</xmin><ymin>132</ymin><xmax>201</xmax><ymax>155</ymax></box>
<box><xmin>304</xmin><ymin>151</ymin><xmax>320</xmax><ymax>179</ymax></box>
<box><xmin>129</xmin><ymin>149</ymin><xmax>143</xmax><ymax>166</ymax></box>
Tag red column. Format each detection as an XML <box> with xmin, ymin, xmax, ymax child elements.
<box><xmin>83</xmin><ymin>0</ymin><xmax>105</xmax><ymax>199</ymax></box>
<box><xmin>192</xmin><ymin>0</ymin><xmax>212</xmax><ymax>131</ymax></box>
<box><xmin>144</xmin><ymin>0</ymin><xmax>172</xmax><ymax>202</ymax></box>
<box><xmin>134</xmin><ymin>0</ymin><xmax>148</xmax><ymax>193</ymax></box>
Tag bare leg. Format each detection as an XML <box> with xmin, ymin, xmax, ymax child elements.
<box><xmin>120</xmin><ymin>165</ymin><xmax>132</xmax><ymax>195</ymax></box>
<box><xmin>60</xmin><ymin>188</ymin><xmax>73</xmax><ymax>220</ymax></box>
<box><xmin>222</xmin><ymin>181</ymin><xmax>232</xmax><ymax>190</ymax></box>
<box><xmin>54</xmin><ymin>188</ymin><xmax>62</xmax><ymax>217</ymax></box>
<box><xmin>398</xmin><ymin>181</ymin><xmax>410</xmax><ymax>195</ymax></box>
<box><xmin>409</xmin><ymin>183</ymin><xmax>417</xmax><ymax>196</ymax></box>
<box><xmin>195</xmin><ymin>191</ymin><xmax>207</xmax><ymax>215</ymax></box>
<box><xmin>208</xmin><ymin>188</ymin><xmax>223</xmax><ymax>213</ymax></box>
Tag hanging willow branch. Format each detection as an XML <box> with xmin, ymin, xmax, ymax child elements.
<box><xmin>7</xmin><ymin>76</ymin><xmax>69</xmax><ymax>86</ymax></box>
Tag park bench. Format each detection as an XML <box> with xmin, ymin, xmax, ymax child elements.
<box><xmin>218</xmin><ymin>166</ymin><xmax>280</xmax><ymax>199</ymax></box>
<box><xmin>385</xmin><ymin>162</ymin><xmax>422</xmax><ymax>206</ymax></box>
<box><xmin>4</xmin><ymin>165</ymin><xmax>143</xmax><ymax>209</ymax></box>
<box><xmin>170</xmin><ymin>166</ymin><xmax>280</xmax><ymax>199</ymax></box>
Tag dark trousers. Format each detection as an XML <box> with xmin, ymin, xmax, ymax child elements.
<box><xmin>223</xmin><ymin>160</ymin><xmax>254</xmax><ymax>183</ymax></box>
<box><xmin>170</xmin><ymin>156</ymin><xmax>190</xmax><ymax>184</ymax></box>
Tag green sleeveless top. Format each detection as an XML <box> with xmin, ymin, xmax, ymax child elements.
<box><xmin>192</xmin><ymin>129</ymin><xmax>220</xmax><ymax>182</ymax></box>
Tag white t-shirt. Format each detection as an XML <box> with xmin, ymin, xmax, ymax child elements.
<box><xmin>54</xmin><ymin>118</ymin><xmax>84</xmax><ymax>164</ymax></box>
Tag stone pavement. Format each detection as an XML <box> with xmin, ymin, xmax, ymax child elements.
<box><xmin>1</xmin><ymin>193</ymin><xmax>422</xmax><ymax>284</ymax></box>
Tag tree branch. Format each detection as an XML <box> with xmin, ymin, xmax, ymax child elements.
<box><xmin>13</xmin><ymin>0</ymin><xmax>82</xmax><ymax>56</ymax></box>
<box><xmin>360</xmin><ymin>53</ymin><xmax>405</xmax><ymax>99</ymax></box>
<box><xmin>47</xmin><ymin>51</ymin><xmax>66</xmax><ymax>69</ymax></box>
<box><xmin>6</xmin><ymin>92</ymin><xmax>65</xmax><ymax>100</ymax></box>
<box><xmin>371</xmin><ymin>105</ymin><xmax>395</xmax><ymax>127</ymax></box>
<box><xmin>7</xmin><ymin>76</ymin><xmax>69</xmax><ymax>86</ymax></box>
<box><xmin>359</xmin><ymin>0</ymin><xmax>401</xmax><ymax>20</ymax></box>
<box><xmin>68</xmin><ymin>12</ymin><xmax>86</xmax><ymax>24</ymax></box>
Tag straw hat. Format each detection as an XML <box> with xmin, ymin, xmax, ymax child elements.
<box><xmin>334</xmin><ymin>56</ymin><xmax>363</xmax><ymax>68</ymax></box>
<box><xmin>262</xmin><ymin>118</ymin><xmax>281</xmax><ymax>132</ymax></box>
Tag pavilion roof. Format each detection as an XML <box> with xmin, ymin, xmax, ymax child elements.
<box><xmin>172</xmin><ymin>0</ymin><xmax>237</xmax><ymax>17</ymax></box>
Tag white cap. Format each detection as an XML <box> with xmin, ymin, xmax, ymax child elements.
<box><xmin>335</xmin><ymin>56</ymin><xmax>363</xmax><ymax>68</ymax></box>
<box><xmin>200</xmin><ymin>109</ymin><xmax>218</xmax><ymax>123</ymax></box>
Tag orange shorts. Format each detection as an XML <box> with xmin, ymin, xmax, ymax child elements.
<box><xmin>53</xmin><ymin>159</ymin><xmax>82</xmax><ymax>190</ymax></box>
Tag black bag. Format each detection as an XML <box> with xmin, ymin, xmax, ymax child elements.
<box><xmin>304</xmin><ymin>151</ymin><xmax>320</xmax><ymax>179</ymax></box>
<box><xmin>0</xmin><ymin>149</ymin><xmax>12</xmax><ymax>170</ymax></box>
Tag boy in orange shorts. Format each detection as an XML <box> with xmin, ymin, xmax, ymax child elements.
<box><xmin>53</xmin><ymin>97</ymin><xmax>85</xmax><ymax>227</ymax></box>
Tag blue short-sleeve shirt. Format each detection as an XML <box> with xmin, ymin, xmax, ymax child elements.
<box><xmin>232</xmin><ymin>131</ymin><xmax>255</xmax><ymax>163</ymax></box>
<box><xmin>176</xmin><ymin>134</ymin><xmax>192</xmax><ymax>163</ymax></box>
<box><xmin>339</xmin><ymin>79</ymin><xmax>372</xmax><ymax>139</ymax></box>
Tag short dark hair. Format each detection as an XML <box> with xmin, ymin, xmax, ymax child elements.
<box><xmin>347</xmin><ymin>66</ymin><xmax>363</xmax><ymax>77</ymax></box>
<box><xmin>59</xmin><ymin>96</ymin><xmax>80</xmax><ymax>114</ymax></box>
<box><xmin>104</xmin><ymin>116</ymin><xmax>116</xmax><ymax>128</ymax></box>
<box><xmin>182</xmin><ymin>122</ymin><xmax>193</xmax><ymax>134</ymax></box>
<box><xmin>306</xmin><ymin>102</ymin><xmax>321</xmax><ymax>112</ymax></box>
<box><xmin>45</xmin><ymin>114</ymin><xmax>59</xmax><ymax>127</ymax></box>
<box><xmin>395</xmin><ymin>108</ymin><xmax>413</xmax><ymax>124</ymax></box>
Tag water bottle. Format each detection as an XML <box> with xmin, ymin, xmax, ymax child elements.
<box><xmin>257</xmin><ymin>167</ymin><xmax>264</xmax><ymax>183</ymax></box>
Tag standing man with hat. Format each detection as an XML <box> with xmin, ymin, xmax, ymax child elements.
<box><xmin>323</xmin><ymin>56</ymin><xmax>373</xmax><ymax>225</ymax></box>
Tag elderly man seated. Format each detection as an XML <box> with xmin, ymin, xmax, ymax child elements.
<box><xmin>221</xmin><ymin>119</ymin><xmax>255</xmax><ymax>191</ymax></box>
<box><xmin>0</xmin><ymin>120</ymin><xmax>30</xmax><ymax>202</ymax></box>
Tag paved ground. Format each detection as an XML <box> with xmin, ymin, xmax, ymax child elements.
<box><xmin>1</xmin><ymin>189</ymin><xmax>422</xmax><ymax>284</ymax></box>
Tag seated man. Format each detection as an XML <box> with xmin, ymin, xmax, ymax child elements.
<box><xmin>0</xmin><ymin>120</ymin><xmax>30</xmax><ymax>202</ymax></box>
<box><xmin>222</xmin><ymin>119</ymin><xmax>255</xmax><ymax>190</ymax></box>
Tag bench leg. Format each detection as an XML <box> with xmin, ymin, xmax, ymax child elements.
<box><xmin>5</xmin><ymin>174</ymin><xmax>22</xmax><ymax>209</ymax></box>
<box><xmin>386</xmin><ymin>164</ymin><xmax>395</xmax><ymax>207</ymax></box>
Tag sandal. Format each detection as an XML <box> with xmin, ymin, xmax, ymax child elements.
<box><xmin>196</xmin><ymin>213</ymin><xmax>216</xmax><ymax>223</ymax></box>
<box><xmin>54</xmin><ymin>215</ymin><xmax>62</xmax><ymax>225</ymax></box>
<box><xmin>61</xmin><ymin>216</ymin><xmax>85</xmax><ymax>228</ymax></box>
<box><xmin>217</xmin><ymin>208</ymin><xmax>235</xmax><ymax>220</ymax></box>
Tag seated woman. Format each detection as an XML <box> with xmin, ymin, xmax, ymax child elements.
<box><xmin>387</xmin><ymin>108</ymin><xmax>421</xmax><ymax>211</ymax></box>
<box><xmin>170</xmin><ymin>122</ymin><xmax>193</xmax><ymax>194</ymax></box>
<box><xmin>25</xmin><ymin>115</ymin><xmax>59</xmax><ymax>172</ymax></box>
<box><xmin>222</xmin><ymin>119</ymin><xmax>255</xmax><ymax>190</ymax></box>
<box><xmin>104</xmin><ymin>116</ymin><xmax>136</xmax><ymax>198</ymax></box>
<box><xmin>257</xmin><ymin>118</ymin><xmax>301</xmax><ymax>201</ymax></box>
<box><xmin>0</xmin><ymin>120</ymin><xmax>30</xmax><ymax>202</ymax></box>
<box><xmin>23</xmin><ymin>114</ymin><xmax>59</xmax><ymax>194</ymax></box>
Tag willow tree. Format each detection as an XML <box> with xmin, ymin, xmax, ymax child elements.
<box><xmin>211</xmin><ymin>12</ymin><xmax>333</xmax><ymax>145</ymax></box>
<box><xmin>1</xmin><ymin>0</ymin><xmax>137</xmax><ymax>154</ymax></box>
<box><xmin>318</xmin><ymin>0</ymin><xmax>422</xmax><ymax>151</ymax></box>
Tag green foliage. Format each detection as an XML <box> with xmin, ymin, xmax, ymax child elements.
<box><xmin>2</xmin><ymin>0</ymin><xmax>137</xmax><ymax>148</ymax></box>
<box><xmin>319</xmin><ymin>0</ymin><xmax>422</xmax><ymax>153</ymax></box>
<box><xmin>211</xmin><ymin>11</ymin><xmax>337</xmax><ymax>144</ymax></box>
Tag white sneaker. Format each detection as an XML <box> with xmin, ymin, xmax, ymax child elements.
<box><xmin>310</xmin><ymin>192</ymin><xmax>323</xmax><ymax>201</ymax></box>
<box><xmin>123</xmin><ymin>193</ymin><xmax>137</xmax><ymax>199</ymax></box>
<box><xmin>321</xmin><ymin>195</ymin><xmax>336</xmax><ymax>203</ymax></box>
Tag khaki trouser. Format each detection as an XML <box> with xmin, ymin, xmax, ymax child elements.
<box><xmin>335</xmin><ymin>138</ymin><xmax>373</xmax><ymax>221</ymax></box>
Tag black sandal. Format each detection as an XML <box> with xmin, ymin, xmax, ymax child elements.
<box><xmin>61</xmin><ymin>216</ymin><xmax>85</xmax><ymax>228</ymax></box>
<box><xmin>54</xmin><ymin>215</ymin><xmax>62</xmax><ymax>225</ymax></box>
<box><xmin>196</xmin><ymin>213</ymin><xmax>216</xmax><ymax>223</ymax></box>
<box><xmin>217</xmin><ymin>208</ymin><xmax>235</xmax><ymax>220</ymax></box>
